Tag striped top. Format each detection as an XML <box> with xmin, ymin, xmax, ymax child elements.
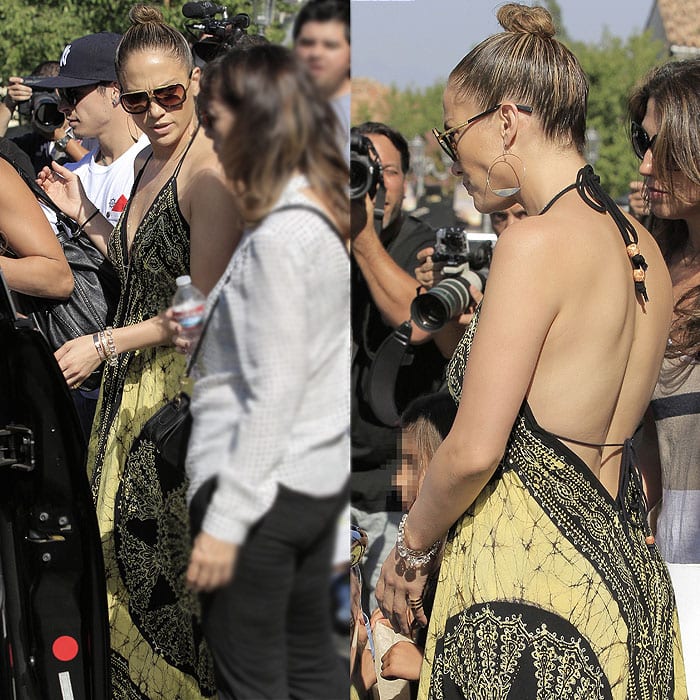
<box><xmin>651</xmin><ymin>355</ymin><xmax>700</xmax><ymax>564</ymax></box>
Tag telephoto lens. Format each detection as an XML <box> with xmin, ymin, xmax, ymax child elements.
<box><xmin>411</xmin><ymin>269</ymin><xmax>485</xmax><ymax>332</ymax></box>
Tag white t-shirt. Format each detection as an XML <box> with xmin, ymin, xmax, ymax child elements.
<box><xmin>66</xmin><ymin>134</ymin><xmax>150</xmax><ymax>225</ymax></box>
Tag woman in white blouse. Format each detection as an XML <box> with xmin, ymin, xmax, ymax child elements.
<box><xmin>183</xmin><ymin>44</ymin><xmax>350</xmax><ymax>699</ymax></box>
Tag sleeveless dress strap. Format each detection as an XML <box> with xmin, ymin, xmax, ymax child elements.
<box><xmin>172</xmin><ymin>125</ymin><xmax>199</xmax><ymax>179</ymax></box>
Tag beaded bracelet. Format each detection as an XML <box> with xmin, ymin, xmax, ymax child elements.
<box><xmin>92</xmin><ymin>332</ymin><xmax>107</xmax><ymax>362</ymax></box>
<box><xmin>103</xmin><ymin>326</ymin><xmax>118</xmax><ymax>367</ymax></box>
<box><xmin>396</xmin><ymin>513</ymin><xmax>441</xmax><ymax>570</ymax></box>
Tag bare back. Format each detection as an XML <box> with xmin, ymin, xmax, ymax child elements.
<box><xmin>524</xmin><ymin>197</ymin><xmax>672</xmax><ymax>495</ymax></box>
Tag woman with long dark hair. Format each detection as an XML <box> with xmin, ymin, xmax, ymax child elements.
<box><xmin>185</xmin><ymin>44</ymin><xmax>349</xmax><ymax>699</ymax></box>
<box><xmin>632</xmin><ymin>57</ymin><xmax>700</xmax><ymax>697</ymax></box>
<box><xmin>376</xmin><ymin>5</ymin><xmax>686</xmax><ymax>697</ymax></box>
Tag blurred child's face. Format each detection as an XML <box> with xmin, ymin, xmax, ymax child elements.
<box><xmin>394</xmin><ymin>429</ymin><xmax>422</xmax><ymax>510</ymax></box>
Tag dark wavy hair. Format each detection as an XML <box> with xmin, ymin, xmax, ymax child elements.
<box><xmin>629</xmin><ymin>58</ymin><xmax>700</xmax><ymax>359</ymax></box>
<box><xmin>449</xmin><ymin>3</ymin><xmax>588</xmax><ymax>154</ymax></box>
<box><xmin>199</xmin><ymin>44</ymin><xmax>349</xmax><ymax>239</ymax></box>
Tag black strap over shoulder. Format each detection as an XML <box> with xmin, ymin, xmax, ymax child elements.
<box><xmin>365</xmin><ymin>320</ymin><xmax>414</xmax><ymax>427</ymax></box>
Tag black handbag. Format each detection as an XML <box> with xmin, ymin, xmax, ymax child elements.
<box><xmin>140</xmin><ymin>388</ymin><xmax>193</xmax><ymax>471</ymax></box>
<box><xmin>0</xmin><ymin>151</ymin><xmax>120</xmax><ymax>390</ymax></box>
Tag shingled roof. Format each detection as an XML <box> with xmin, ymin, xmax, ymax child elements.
<box><xmin>645</xmin><ymin>0</ymin><xmax>700</xmax><ymax>54</ymax></box>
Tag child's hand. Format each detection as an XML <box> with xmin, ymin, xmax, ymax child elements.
<box><xmin>380</xmin><ymin>640</ymin><xmax>423</xmax><ymax>681</ymax></box>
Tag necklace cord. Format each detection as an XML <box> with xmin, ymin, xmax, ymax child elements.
<box><xmin>539</xmin><ymin>165</ymin><xmax>649</xmax><ymax>301</ymax></box>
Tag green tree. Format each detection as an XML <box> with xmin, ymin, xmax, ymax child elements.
<box><xmin>569</xmin><ymin>31</ymin><xmax>665</xmax><ymax>199</ymax></box>
<box><xmin>0</xmin><ymin>1</ymin><xmax>296</xmax><ymax>79</ymax></box>
<box><xmin>383</xmin><ymin>82</ymin><xmax>445</xmax><ymax>143</ymax></box>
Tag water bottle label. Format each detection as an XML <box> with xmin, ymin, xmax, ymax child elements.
<box><xmin>173</xmin><ymin>303</ymin><xmax>205</xmax><ymax>328</ymax></box>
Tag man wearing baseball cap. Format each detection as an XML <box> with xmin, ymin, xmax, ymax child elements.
<box><xmin>33</xmin><ymin>32</ymin><xmax>148</xmax><ymax>228</ymax></box>
<box><xmin>33</xmin><ymin>32</ymin><xmax>149</xmax><ymax>437</ymax></box>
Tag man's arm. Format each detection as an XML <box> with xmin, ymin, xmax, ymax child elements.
<box><xmin>351</xmin><ymin>196</ymin><xmax>434</xmax><ymax>344</ymax></box>
<box><xmin>0</xmin><ymin>77</ymin><xmax>32</xmax><ymax>137</ymax></box>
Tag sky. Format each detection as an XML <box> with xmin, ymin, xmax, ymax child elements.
<box><xmin>351</xmin><ymin>0</ymin><xmax>655</xmax><ymax>89</ymax></box>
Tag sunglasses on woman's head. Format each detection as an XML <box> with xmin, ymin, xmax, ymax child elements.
<box><xmin>631</xmin><ymin>122</ymin><xmax>657</xmax><ymax>160</ymax></box>
<box><xmin>119</xmin><ymin>80</ymin><xmax>190</xmax><ymax>115</ymax></box>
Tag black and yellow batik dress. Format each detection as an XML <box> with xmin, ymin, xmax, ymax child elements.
<box><xmin>419</xmin><ymin>302</ymin><xmax>687</xmax><ymax>700</ymax></box>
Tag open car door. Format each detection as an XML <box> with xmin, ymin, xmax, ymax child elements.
<box><xmin>0</xmin><ymin>271</ymin><xmax>110</xmax><ymax>699</ymax></box>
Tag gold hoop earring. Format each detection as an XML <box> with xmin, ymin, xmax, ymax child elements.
<box><xmin>486</xmin><ymin>149</ymin><xmax>524</xmax><ymax>198</ymax></box>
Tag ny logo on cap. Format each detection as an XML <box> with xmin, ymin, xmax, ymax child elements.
<box><xmin>60</xmin><ymin>45</ymin><xmax>72</xmax><ymax>67</ymax></box>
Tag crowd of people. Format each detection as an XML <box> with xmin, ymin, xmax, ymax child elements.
<box><xmin>1</xmin><ymin>0</ymin><xmax>698</xmax><ymax>698</ymax></box>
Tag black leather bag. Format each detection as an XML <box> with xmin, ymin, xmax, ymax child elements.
<box><xmin>25</xmin><ymin>225</ymin><xmax>119</xmax><ymax>349</ymax></box>
<box><xmin>0</xmin><ymin>151</ymin><xmax>119</xmax><ymax>390</ymax></box>
<box><xmin>140</xmin><ymin>391</ymin><xmax>193</xmax><ymax>471</ymax></box>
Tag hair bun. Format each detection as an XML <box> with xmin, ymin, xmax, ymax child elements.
<box><xmin>128</xmin><ymin>3</ymin><xmax>165</xmax><ymax>25</ymax></box>
<box><xmin>497</xmin><ymin>3</ymin><xmax>556</xmax><ymax>39</ymax></box>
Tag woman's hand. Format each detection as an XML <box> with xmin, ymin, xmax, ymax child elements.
<box><xmin>162</xmin><ymin>308</ymin><xmax>195</xmax><ymax>355</ymax></box>
<box><xmin>186</xmin><ymin>531</ymin><xmax>238</xmax><ymax>592</ymax></box>
<box><xmin>54</xmin><ymin>335</ymin><xmax>103</xmax><ymax>388</ymax></box>
<box><xmin>36</xmin><ymin>161</ymin><xmax>90</xmax><ymax>222</ymax></box>
<box><xmin>375</xmin><ymin>545</ymin><xmax>430</xmax><ymax>637</ymax></box>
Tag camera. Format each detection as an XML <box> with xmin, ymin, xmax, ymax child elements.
<box><xmin>350</xmin><ymin>129</ymin><xmax>384</xmax><ymax>200</ymax></box>
<box><xmin>182</xmin><ymin>1</ymin><xmax>251</xmax><ymax>64</ymax></box>
<box><xmin>411</xmin><ymin>227</ymin><xmax>493</xmax><ymax>332</ymax></box>
<box><xmin>16</xmin><ymin>76</ymin><xmax>64</xmax><ymax>136</ymax></box>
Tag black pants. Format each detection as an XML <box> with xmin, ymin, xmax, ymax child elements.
<box><xmin>194</xmin><ymin>482</ymin><xmax>348</xmax><ymax>700</ymax></box>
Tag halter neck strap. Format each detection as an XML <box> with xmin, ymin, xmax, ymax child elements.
<box><xmin>538</xmin><ymin>165</ymin><xmax>649</xmax><ymax>301</ymax></box>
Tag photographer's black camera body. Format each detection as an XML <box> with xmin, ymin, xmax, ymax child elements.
<box><xmin>182</xmin><ymin>1</ymin><xmax>251</xmax><ymax>64</ymax></box>
<box><xmin>350</xmin><ymin>129</ymin><xmax>384</xmax><ymax>200</ymax></box>
<box><xmin>411</xmin><ymin>227</ymin><xmax>493</xmax><ymax>332</ymax></box>
<box><xmin>17</xmin><ymin>76</ymin><xmax>63</xmax><ymax>136</ymax></box>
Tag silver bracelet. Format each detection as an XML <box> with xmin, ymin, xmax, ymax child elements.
<box><xmin>396</xmin><ymin>513</ymin><xmax>441</xmax><ymax>570</ymax></box>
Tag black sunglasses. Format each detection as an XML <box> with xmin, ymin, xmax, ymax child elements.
<box><xmin>432</xmin><ymin>104</ymin><xmax>533</xmax><ymax>162</ymax></box>
<box><xmin>631</xmin><ymin>121</ymin><xmax>657</xmax><ymax>160</ymax></box>
<box><xmin>119</xmin><ymin>79</ymin><xmax>190</xmax><ymax>115</ymax></box>
<box><xmin>58</xmin><ymin>84</ymin><xmax>99</xmax><ymax>107</ymax></box>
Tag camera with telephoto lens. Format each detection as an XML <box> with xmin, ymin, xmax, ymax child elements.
<box><xmin>17</xmin><ymin>76</ymin><xmax>64</xmax><ymax>136</ymax></box>
<box><xmin>182</xmin><ymin>1</ymin><xmax>251</xmax><ymax>64</ymax></box>
<box><xmin>411</xmin><ymin>227</ymin><xmax>493</xmax><ymax>332</ymax></box>
<box><xmin>350</xmin><ymin>129</ymin><xmax>384</xmax><ymax>200</ymax></box>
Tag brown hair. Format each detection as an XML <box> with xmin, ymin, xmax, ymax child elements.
<box><xmin>400</xmin><ymin>392</ymin><xmax>458</xmax><ymax>488</ymax></box>
<box><xmin>448</xmin><ymin>3</ymin><xmax>588</xmax><ymax>153</ymax></box>
<box><xmin>116</xmin><ymin>4</ymin><xmax>194</xmax><ymax>83</ymax></box>
<box><xmin>629</xmin><ymin>59</ymin><xmax>700</xmax><ymax>359</ymax></box>
<box><xmin>199</xmin><ymin>44</ymin><xmax>349</xmax><ymax>239</ymax></box>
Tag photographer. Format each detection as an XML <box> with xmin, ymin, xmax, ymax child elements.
<box><xmin>1</xmin><ymin>62</ymin><xmax>89</xmax><ymax>174</ymax></box>
<box><xmin>351</xmin><ymin>121</ymin><xmax>448</xmax><ymax>597</ymax></box>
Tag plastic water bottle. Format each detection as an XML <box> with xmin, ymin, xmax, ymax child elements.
<box><xmin>171</xmin><ymin>275</ymin><xmax>206</xmax><ymax>346</ymax></box>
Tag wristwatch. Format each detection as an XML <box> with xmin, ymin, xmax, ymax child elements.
<box><xmin>54</xmin><ymin>128</ymin><xmax>74</xmax><ymax>152</ymax></box>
